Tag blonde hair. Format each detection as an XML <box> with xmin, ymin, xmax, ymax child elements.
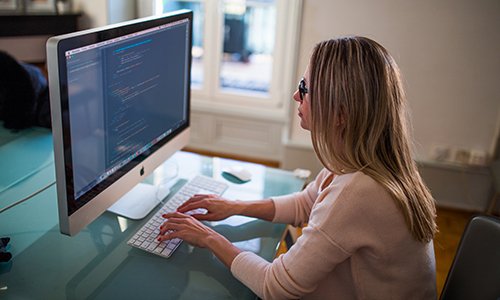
<box><xmin>309</xmin><ymin>37</ymin><xmax>437</xmax><ymax>243</ymax></box>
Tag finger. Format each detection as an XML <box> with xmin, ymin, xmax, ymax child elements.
<box><xmin>189</xmin><ymin>213</ymin><xmax>211</xmax><ymax>221</ymax></box>
<box><xmin>160</xmin><ymin>217</ymin><xmax>184</xmax><ymax>227</ymax></box>
<box><xmin>192</xmin><ymin>193</ymin><xmax>211</xmax><ymax>198</ymax></box>
<box><xmin>160</xmin><ymin>218</ymin><xmax>188</xmax><ymax>233</ymax></box>
<box><xmin>157</xmin><ymin>230</ymin><xmax>181</xmax><ymax>242</ymax></box>
<box><xmin>177</xmin><ymin>195</ymin><xmax>208</xmax><ymax>210</ymax></box>
<box><xmin>184</xmin><ymin>194</ymin><xmax>205</xmax><ymax>203</ymax></box>
<box><xmin>162</xmin><ymin>211</ymin><xmax>189</xmax><ymax>219</ymax></box>
<box><xmin>177</xmin><ymin>201</ymin><xmax>207</xmax><ymax>213</ymax></box>
<box><xmin>159</xmin><ymin>222</ymin><xmax>183</xmax><ymax>235</ymax></box>
<box><xmin>160</xmin><ymin>219</ymin><xmax>183</xmax><ymax>228</ymax></box>
<box><xmin>161</xmin><ymin>215</ymin><xmax>196</xmax><ymax>230</ymax></box>
<box><xmin>177</xmin><ymin>200</ymin><xmax>199</xmax><ymax>212</ymax></box>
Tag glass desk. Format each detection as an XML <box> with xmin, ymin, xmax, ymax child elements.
<box><xmin>0</xmin><ymin>128</ymin><xmax>306</xmax><ymax>299</ymax></box>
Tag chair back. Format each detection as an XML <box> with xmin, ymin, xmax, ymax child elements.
<box><xmin>440</xmin><ymin>215</ymin><xmax>500</xmax><ymax>300</ymax></box>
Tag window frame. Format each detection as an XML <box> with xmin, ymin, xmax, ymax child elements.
<box><xmin>156</xmin><ymin>0</ymin><xmax>303</xmax><ymax>120</ymax></box>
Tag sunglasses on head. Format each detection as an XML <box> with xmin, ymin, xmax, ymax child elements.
<box><xmin>298</xmin><ymin>78</ymin><xmax>308</xmax><ymax>100</ymax></box>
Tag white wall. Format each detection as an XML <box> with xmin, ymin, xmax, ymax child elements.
<box><xmin>108</xmin><ymin>0</ymin><xmax>137</xmax><ymax>24</ymax></box>
<box><xmin>288</xmin><ymin>0</ymin><xmax>500</xmax><ymax>163</ymax></box>
<box><xmin>73</xmin><ymin>0</ymin><xmax>108</xmax><ymax>28</ymax></box>
<box><xmin>73</xmin><ymin>0</ymin><xmax>137</xmax><ymax>28</ymax></box>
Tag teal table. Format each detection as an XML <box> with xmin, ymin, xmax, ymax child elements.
<box><xmin>0</xmin><ymin>127</ymin><xmax>306</xmax><ymax>299</ymax></box>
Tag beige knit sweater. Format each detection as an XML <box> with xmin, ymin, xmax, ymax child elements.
<box><xmin>230</xmin><ymin>169</ymin><xmax>437</xmax><ymax>299</ymax></box>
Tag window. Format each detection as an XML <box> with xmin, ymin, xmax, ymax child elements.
<box><xmin>162</xmin><ymin>1</ymin><xmax>205</xmax><ymax>88</ymax></box>
<box><xmin>219</xmin><ymin>0</ymin><xmax>275</xmax><ymax>96</ymax></box>
<box><xmin>157</xmin><ymin>0</ymin><xmax>301</xmax><ymax>115</ymax></box>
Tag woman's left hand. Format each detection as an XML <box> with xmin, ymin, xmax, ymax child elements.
<box><xmin>158</xmin><ymin>211</ymin><xmax>219</xmax><ymax>248</ymax></box>
<box><xmin>158</xmin><ymin>211</ymin><xmax>242</xmax><ymax>268</ymax></box>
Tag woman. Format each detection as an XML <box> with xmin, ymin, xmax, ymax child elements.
<box><xmin>158</xmin><ymin>36</ymin><xmax>437</xmax><ymax>299</ymax></box>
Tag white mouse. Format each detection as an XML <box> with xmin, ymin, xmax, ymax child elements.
<box><xmin>223</xmin><ymin>165</ymin><xmax>252</xmax><ymax>182</ymax></box>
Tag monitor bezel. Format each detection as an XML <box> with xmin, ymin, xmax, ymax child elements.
<box><xmin>47</xmin><ymin>10</ymin><xmax>192</xmax><ymax>236</ymax></box>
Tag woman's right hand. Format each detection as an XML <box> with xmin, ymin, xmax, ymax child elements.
<box><xmin>177</xmin><ymin>194</ymin><xmax>239</xmax><ymax>221</ymax></box>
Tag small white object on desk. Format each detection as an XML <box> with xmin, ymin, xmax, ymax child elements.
<box><xmin>223</xmin><ymin>165</ymin><xmax>252</xmax><ymax>182</ymax></box>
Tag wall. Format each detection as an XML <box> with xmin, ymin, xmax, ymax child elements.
<box><xmin>73</xmin><ymin>0</ymin><xmax>108</xmax><ymax>28</ymax></box>
<box><xmin>108</xmin><ymin>0</ymin><xmax>137</xmax><ymax>24</ymax></box>
<box><xmin>283</xmin><ymin>0</ymin><xmax>500</xmax><ymax>211</ymax></box>
<box><xmin>0</xmin><ymin>36</ymin><xmax>48</xmax><ymax>62</ymax></box>
<box><xmin>287</xmin><ymin>0</ymin><xmax>500</xmax><ymax>163</ymax></box>
<box><xmin>73</xmin><ymin>0</ymin><xmax>137</xmax><ymax>28</ymax></box>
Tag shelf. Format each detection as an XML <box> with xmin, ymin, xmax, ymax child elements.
<box><xmin>417</xmin><ymin>159</ymin><xmax>490</xmax><ymax>175</ymax></box>
<box><xmin>0</xmin><ymin>13</ymin><xmax>80</xmax><ymax>37</ymax></box>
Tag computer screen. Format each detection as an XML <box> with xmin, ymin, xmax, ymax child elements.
<box><xmin>47</xmin><ymin>10</ymin><xmax>192</xmax><ymax>236</ymax></box>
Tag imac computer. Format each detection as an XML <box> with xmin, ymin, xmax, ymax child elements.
<box><xmin>47</xmin><ymin>10</ymin><xmax>193</xmax><ymax>236</ymax></box>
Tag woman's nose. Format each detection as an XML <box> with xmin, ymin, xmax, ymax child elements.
<box><xmin>293</xmin><ymin>90</ymin><xmax>302</xmax><ymax>103</ymax></box>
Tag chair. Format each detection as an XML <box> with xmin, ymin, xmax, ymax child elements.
<box><xmin>487</xmin><ymin>160</ymin><xmax>500</xmax><ymax>214</ymax></box>
<box><xmin>440</xmin><ymin>215</ymin><xmax>500</xmax><ymax>300</ymax></box>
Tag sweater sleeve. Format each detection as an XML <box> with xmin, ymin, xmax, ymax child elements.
<box><xmin>271</xmin><ymin>168</ymin><xmax>329</xmax><ymax>226</ymax></box>
<box><xmin>230</xmin><ymin>224</ymin><xmax>350</xmax><ymax>299</ymax></box>
<box><xmin>230</xmin><ymin>172</ymin><xmax>366</xmax><ymax>299</ymax></box>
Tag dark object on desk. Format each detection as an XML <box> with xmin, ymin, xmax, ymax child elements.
<box><xmin>440</xmin><ymin>215</ymin><xmax>500</xmax><ymax>300</ymax></box>
<box><xmin>0</xmin><ymin>237</ymin><xmax>12</xmax><ymax>262</ymax></box>
<box><xmin>0</xmin><ymin>51</ymin><xmax>51</xmax><ymax>130</ymax></box>
<box><xmin>222</xmin><ymin>171</ymin><xmax>250</xmax><ymax>184</ymax></box>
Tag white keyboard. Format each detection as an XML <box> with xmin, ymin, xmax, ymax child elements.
<box><xmin>127</xmin><ymin>175</ymin><xmax>228</xmax><ymax>258</ymax></box>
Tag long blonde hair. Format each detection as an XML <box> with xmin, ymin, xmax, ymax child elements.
<box><xmin>309</xmin><ymin>37</ymin><xmax>437</xmax><ymax>243</ymax></box>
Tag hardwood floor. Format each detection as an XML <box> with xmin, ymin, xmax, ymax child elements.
<box><xmin>434</xmin><ymin>207</ymin><xmax>474</xmax><ymax>295</ymax></box>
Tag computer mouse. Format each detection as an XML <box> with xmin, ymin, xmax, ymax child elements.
<box><xmin>222</xmin><ymin>165</ymin><xmax>252</xmax><ymax>182</ymax></box>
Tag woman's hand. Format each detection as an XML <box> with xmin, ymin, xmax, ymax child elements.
<box><xmin>158</xmin><ymin>212</ymin><xmax>242</xmax><ymax>267</ymax></box>
<box><xmin>176</xmin><ymin>194</ymin><xmax>239</xmax><ymax>221</ymax></box>
<box><xmin>158</xmin><ymin>212</ymin><xmax>219</xmax><ymax>248</ymax></box>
